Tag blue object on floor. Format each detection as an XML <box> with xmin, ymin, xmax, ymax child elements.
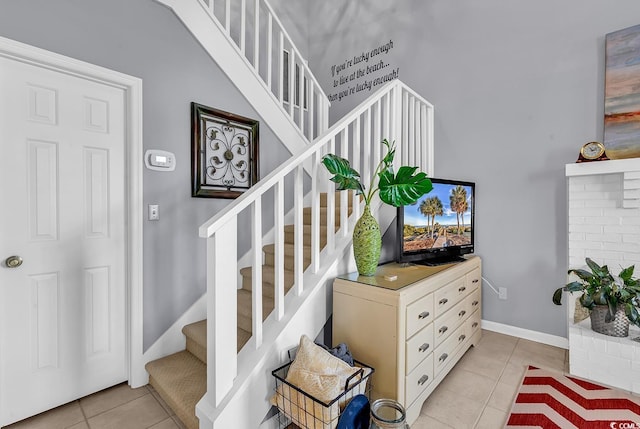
<box><xmin>336</xmin><ymin>394</ymin><xmax>370</xmax><ymax>429</ymax></box>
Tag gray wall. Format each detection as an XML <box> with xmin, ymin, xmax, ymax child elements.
<box><xmin>0</xmin><ymin>0</ymin><xmax>291</xmax><ymax>349</ymax></box>
<box><xmin>308</xmin><ymin>0</ymin><xmax>640</xmax><ymax>337</ymax></box>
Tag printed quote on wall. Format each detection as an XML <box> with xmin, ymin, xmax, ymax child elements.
<box><xmin>328</xmin><ymin>39</ymin><xmax>399</xmax><ymax>103</ymax></box>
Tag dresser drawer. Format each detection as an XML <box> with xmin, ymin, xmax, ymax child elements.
<box><xmin>467</xmin><ymin>307</ymin><xmax>481</xmax><ymax>335</ymax></box>
<box><xmin>466</xmin><ymin>268</ymin><xmax>482</xmax><ymax>291</ymax></box>
<box><xmin>405</xmin><ymin>353</ymin><xmax>434</xmax><ymax>406</ymax></box>
<box><xmin>434</xmin><ymin>323</ymin><xmax>470</xmax><ymax>375</ymax></box>
<box><xmin>434</xmin><ymin>290</ymin><xmax>479</xmax><ymax>346</ymax></box>
<box><xmin>434</xmin><ymin>277</ymin><xmax>467</xmax><ymax>317</ymax></box>
<box><xmin>406</xmin><ymin>293</ymin><xmax>434</xmax><ymax>338</ymax></box>
<box><xmin>406</xmin><ymin>323</ymin><xmax>434</xmax><ymax>374</ymax></box>
<box><xmin>433</xmin><ymin>298</ymin><xmax>466</xmax><ymax>346</ymax></box>
<box><xmin>468</xmin><ymin>287</ymin><xmax>481</xmax><ymax>316</ymax></box>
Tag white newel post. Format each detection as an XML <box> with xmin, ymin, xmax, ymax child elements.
<box><xmin>206</xmin><ymin>219</ymin><xmax>238</xmax><ymax>406</ymax></box>
<box><xmin>566</xmin><ymin>158</ymin><xmax>640</xmax><ymax>392</ymax></box>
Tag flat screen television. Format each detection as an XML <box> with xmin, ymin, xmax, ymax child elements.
<box><xmin>397</xmin><ymin>178</ymin><xmax>475</xmax><ymax>266</ymax></box>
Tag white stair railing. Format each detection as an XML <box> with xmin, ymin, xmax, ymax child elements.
<box><xmin>198</xmin><ymin>0</ymin><xmax>329</xmax><ymax>142</ymax></box>
<box><xmin>196</xmin><ymin>80</ymin><xmax>434</xmax><ymax>418</ymax></box>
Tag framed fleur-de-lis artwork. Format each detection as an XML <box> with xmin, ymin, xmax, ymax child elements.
<box><xmin>191</xmin><ymin>102</ymin><xmax>259</xmax><ymax>198</ymax></box>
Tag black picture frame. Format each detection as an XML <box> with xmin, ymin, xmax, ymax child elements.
<box><xmin>191</xmin><ymin>102</ymin><xmax>259</xmax><ymax>198</ymax></box>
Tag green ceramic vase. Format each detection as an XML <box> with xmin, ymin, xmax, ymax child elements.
<box><xmin>352</xmin><ymin>205</ymin><xmax>381</xmax><ymax>276</ymax></box>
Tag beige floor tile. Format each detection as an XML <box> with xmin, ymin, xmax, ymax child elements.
<box><xmin>67</xmin><ymin>422</ymin><xmax>90</xmax><ymax>429</ymax></box>
<box><xmin>149</xmin><ymin>417</ymin><xmax>180</xmax><ymax>429</ymax></box>
<box><xmin>487</xmin><ymin>381</ymin><xmax>519</xmax><ymax>412</ymax></box>
<box><xmin>412</xmin><ymin>414</ymin><xmax>455</xmax><ymax>428</ymax></box>
<box><xmin>455</xmin><ymin>348</ymin><xmax>507</xmax><ymax>380</ymax></box>
<box><xmin>148</xmin><ymin>385</ymin><xmax>176</xmax><ymax>417</ymax></box>
<box><xmin>499</xmin><ymin>362</ymin><xmax>527</xmax><ymax>386</ymax></box>
<box><xmin>477</xmin><ymin>331</ymin><xmax>519</xmax><ymax>352</ymax></box>
<box><xmin>437</xmin><ymin>367</ymin><xmax>497</xmax><ymax>404</ymax></box>
<box><xmin>4</xmin><ymin>401</ymin><xmax>85</xmax><ymax>429</ymax></box>
<box><xmin>79</xmin><ymin>383</ymin><xmax>149</xmax><ymax>418</ymax></box>
<box><xmin>421</xmin><ymin>387</ymin><xmax>485</xmax><ymax>429</ymax></box>
<box><xmin>87</xmin><ymin>393</ymin><xmax>169</xmax><ymax>429</ymax></box>
<box><xmin>508</xmin><ymin>340</ymin><xmax>566</xmax><ymax>372</ymax></box>
<box><xmin>474</xmin><ymin>406</ymin><xmax>508</xmax><ymax>429</ymax></box>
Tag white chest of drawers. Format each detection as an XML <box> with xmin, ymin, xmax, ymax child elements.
<box><xmin>332</xmin><ymin>257</ymin><xmax>482</xmax><ymax>425</ymax></box>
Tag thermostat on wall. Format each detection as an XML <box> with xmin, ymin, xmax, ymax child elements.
<box><xmin>145</xmin><ymin>150</ymin><xmax>176</xmax><ymax>171</ymax></box>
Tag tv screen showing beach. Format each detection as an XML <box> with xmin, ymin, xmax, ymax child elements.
<box><xmin>402</xmin><ymin>183</ymin><xmax>473</xmax><ymax>253</ymax></box>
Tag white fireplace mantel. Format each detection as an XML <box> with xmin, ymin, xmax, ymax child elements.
<box><xmin>567</xmin><ymin>158</ymin><xmax>640</xmax><ymax>209</ymax></box>
<box><xmin>565</xmin><ymin>157</ymin><xmax>640</xmax><ymax>393</ymax></box>
<box><xmin>566</xmin><ymin>157</ymin><xmax>640</xmax><ymax>177</ymax></box>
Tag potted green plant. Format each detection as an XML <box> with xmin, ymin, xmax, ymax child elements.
<box><xmin>552</xmin><ymin>257</ymin><xmax>640</xmax><ymax>337</ymax></box>
<box><xmin>321</xmin><ymin>138</ymin><xmax>433</xmax><ymax>276</ymax></box>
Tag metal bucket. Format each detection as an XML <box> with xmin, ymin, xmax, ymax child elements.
<box><xmin>590</xmin><ymin>304</ymin><xmax>629</xmax><ymax>337</ymax></box>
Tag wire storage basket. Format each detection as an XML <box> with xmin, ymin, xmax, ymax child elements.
<box><xmin>271</xmin><ymin>359</ymin><xmax>374</xmax><ymax>429</ymax></box>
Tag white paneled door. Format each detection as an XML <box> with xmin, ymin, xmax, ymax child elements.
<box><xmin>0</xmin><ymin>55</ymin><xmax>127</xmax><ymax>426</ymax></box>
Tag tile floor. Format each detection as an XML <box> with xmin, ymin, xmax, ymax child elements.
<box><xmin>413</xmin><ymin>329</ymin><xmax>568</xmax><ymax>429</ymax></box>
<box><xmin>2</xmin><ymin>330</ymin><xmax>567</xmax><ymax>429</ymax></box>
<box><xmin>2</xmin><ymin>383</ymin><xmax>187</xmax><ymax>429</ymax></box>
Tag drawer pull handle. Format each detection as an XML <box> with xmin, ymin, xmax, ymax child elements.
<box><xmin>439</xmin><ymin>298</ymin><xmax>448</xmax><ymax>305</ymax></box>
<box><xmin>439</xmin><ymin>353</ymin><xmax>448</xmax><ymax>363</ymax></box>
<box><xmin>472</xmin><ymin>279</ymin><xmax>479</xmax><ymax>283</ymax></box>
<box><xmin>418</xmin><ymin>311</ymin><xmax>430</xmax><ymax>320</ymax></box>
<box><xmin>472</xmin><ymin>322</ymin><xmax>479</xmax><ymax>328</ymax></box>
<box><xmin>472</xmin><ymin>300</ymin><xmax>479</xmax><ymax>306</ymax></box>
<box><xmin>458</xmin><ymin>334</ymin><xmax>466</xmax><ymax>342</ymax></box>
<box><xmin>418</xmin><ymin>343</ymin><xmax>430</xmax><ymax>353</ymax></box>
<box><xmin>458</xmin><ymin>310</ymin><xmax>466</xmax><ymax>317</ymax></box>
<box><xmin>458</xmin><ymin>286</ymin><xmax>466</xmax><ymax>292</ymax></box>
<box><xmin>418</xmin><ymin>375</ymin><xmax>429</xmax><ymax>386</ymax></box>
<box><xmin>438</xmin><ymin>326</ymin><xmax>448</xmax><ymax>334</ymax></box>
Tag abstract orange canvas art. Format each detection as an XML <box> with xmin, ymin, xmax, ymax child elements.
<box><xmin>605</xmin><ymin>24</ymin><xmax>640</xmax><ymax>159</ymax></box>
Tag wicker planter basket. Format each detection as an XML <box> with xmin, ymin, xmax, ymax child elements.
<box><xmin>590</xmin><ymin>304</ymin><xmax>629</xmax><ymax>337</ymax></box>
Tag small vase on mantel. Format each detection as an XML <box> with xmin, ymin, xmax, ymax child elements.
<box><xmin>352</xmin><ymin>205</ymin><xmax>381</xmax><ymax>276</ymax></box>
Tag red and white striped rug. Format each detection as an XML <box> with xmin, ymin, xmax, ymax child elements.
<box><xmin>505</xmin><ymin>366</ymin><xmax>640</xmax><ymax>429</ymax></box>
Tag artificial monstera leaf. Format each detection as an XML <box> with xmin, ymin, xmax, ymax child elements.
<box><xmin>321</xmin><ymin>154</ymin><xmax>365</xmax><ymax>195</ymax></box>
<box><xmin>568</xmin><ymin>268</ymin><xmax>595</xmax><ymax>283</ymax></box>
<box><xmin>378</xmin><ymin>166</ymin><xmax>433</xmax><ymax>207</ymax></box>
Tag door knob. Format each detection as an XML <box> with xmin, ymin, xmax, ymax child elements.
<box><xmin>5</xmin><ymin>255</ymin><xmax>23</xmax><ymax>268</ymax></box>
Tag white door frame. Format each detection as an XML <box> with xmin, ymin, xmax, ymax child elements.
<box><xmin>0</xmin><ymin>36</ymin><xmax>146</xmax><ymax>387</ymax></box>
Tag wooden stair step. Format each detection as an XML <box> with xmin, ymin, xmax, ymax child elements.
<box><xmin>146</xmin><ymin>350</ymin><xmax>205</xmax><ymax>429</ymax></box>
<box><xmin>182</xmin><ymin>320</ymin><xmax>206</xmax><ymax>364</ymax></box>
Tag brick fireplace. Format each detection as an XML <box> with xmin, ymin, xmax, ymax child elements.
<box><xmin>566</xmin><ymin>158</ymin><xmax>640</xmax><ymax>392</ymax></box>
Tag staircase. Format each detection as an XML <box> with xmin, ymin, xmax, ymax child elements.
<box><xmin>145</xmin><ymin>192</ymin><xmax>353</xmax><ymax>428</ymax></box>
<box><xmin>145</xmin><ymin>2</ymin><xmax>435</xmax><ymax>429</ymax></box>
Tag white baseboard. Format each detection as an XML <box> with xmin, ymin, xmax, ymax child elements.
<box><xmin>481</xmin><ymin>319</ymin><xmax>569</xmax><ymax>350</ymax></box>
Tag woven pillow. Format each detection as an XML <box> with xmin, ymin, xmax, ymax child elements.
<box><xmin>271</xmin><ymin>335</ymin><xmax>369</xmax><ymax>429</ymax></box>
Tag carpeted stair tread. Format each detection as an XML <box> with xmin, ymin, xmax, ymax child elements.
<box><xmin>237</xmin><ymin>289</ymin><xmax>275</xmax><ymax>332</ymax></box>
<box><xmin>182</xmin><ymin>320</ymin><xmax>206</xmax><ymax>364</ymax></box>
<box><xmin>303</xmin><ymin>206</ymin><xmax>352</xmax><ymax>227</ymax></box>
<box><xmin>283</xmin><ymin>224</ymin><xmax>330</xmax><ymax>246</ymax></box>
<box><xmin>239</xmin><ymin>265</ymin><xmax>296</xmax><ymax>293</ymax></box>
<box><xmin>146</xmin><ymin>350</ymin><xmax>205</xmax><ymax>429</ymax></box>
<box><xmin>262</xmin><ymin>243</ymin><xmax>312</xmax><ymax>271</ymax></box>
<box><xmin>238</xmin><ymin>327</ymin><xmax>251</xmax><ymax>351</ymax></box>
